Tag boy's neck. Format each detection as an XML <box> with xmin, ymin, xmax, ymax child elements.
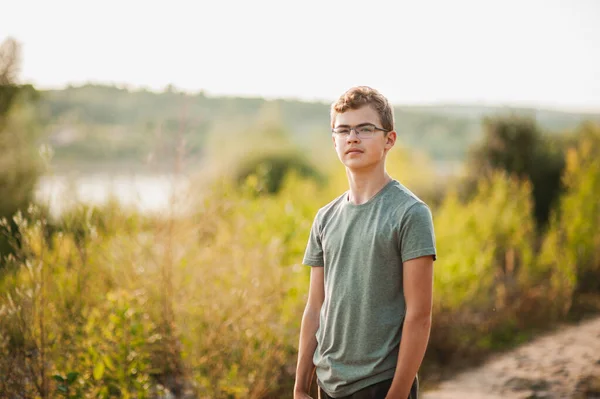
<box><xmin>345</xmin><ymin>167</ymin><xmax>392</xmax><ymax>205</ymax></box>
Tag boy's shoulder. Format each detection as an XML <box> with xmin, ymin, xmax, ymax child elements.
<box><xmin>314</xmin><ymin>191</ymin><xmax>347</xmax><ymax>222</ymax></box>
<box><xmin>387</xmin><ymin>179</ymin><xmax>425</xmax><ymax>203</ymax></box>
<box><xmin>387</xmin><ymin>180</ymin><xmax>431</xmax><ymax>213</ymax></box>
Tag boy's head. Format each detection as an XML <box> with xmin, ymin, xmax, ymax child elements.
<box><xmin>330</xmin><ymin>86</ymin><xmax>395</xmax><ymax>132</ymax></box>
<box><xmin>330</xmin><ymin>86</ymin><xmax>397</xmax><ymax>170</ymax></box>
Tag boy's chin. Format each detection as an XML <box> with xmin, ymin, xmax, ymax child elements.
<box><xmin>343</xmin><ymin>161</ymin><xmax>370</xmax><ymax>171</ymax></box>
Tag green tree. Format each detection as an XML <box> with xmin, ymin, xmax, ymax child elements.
<box><xmin>0</xmin><ymin>37</ymin><xmax>42</xmax><ymax>263</ymax></box>
<box><xmin>468</xmin><ymin>114</ymin><xmax>565</xmax><ymax>228</ymax></box>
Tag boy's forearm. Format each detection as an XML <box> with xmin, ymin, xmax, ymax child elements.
<box><xmin>386</xmin><ymin>314</ymin><xmax>432</xmax><ymax>399</ymax></box>
<box><xmin>294</xmin><ymin>308</ymin><xmax>320</xmax><ymax>393</ymax></box>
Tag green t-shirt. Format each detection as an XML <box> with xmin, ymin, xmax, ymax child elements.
<box><xmin>302</xmin><ymin>179</ymin><xmax>437</xmax><ymax>398</ymax></box>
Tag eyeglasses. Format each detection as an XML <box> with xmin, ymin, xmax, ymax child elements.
<box><xmin>331</xmin><ymin>123</ymin><xmax>389</xmax><ymax>139</ymax></box>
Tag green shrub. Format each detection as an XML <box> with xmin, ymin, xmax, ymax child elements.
<box><xmin>433</xmin><ymin>172</ymin><xmax>536</xmax><ymax>311</ymax></box>
<box><xmin>467</xmin><ymin>114</ymin><xmax>565</xmax><ymax>228</ymax></box>
<box><xmin>537</xmin><ymin>122</ymin><xmax>600</xmax><ymax>315</ymax></box>
<box><xmin>426</xmin><ymin>172</ymin><xmax>538</xmax><ymax>369</ymax></box>
<box><xmin>234</xmin><ymin>152</ymin><xmax>325</xmax><ymax>194</ymax></box>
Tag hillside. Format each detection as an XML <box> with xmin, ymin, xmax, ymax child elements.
<box><xmin>35</xmin><ymin>84</ymin><xmax>600</xmax><ymax>173</ymax></box>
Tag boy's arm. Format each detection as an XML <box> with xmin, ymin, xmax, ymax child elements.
<box><xmin>386</xmin><ymin>255</ymin><xmax>434</xmax><ymax>399</ymax></box>
<box><xmin>294</xmin><ymin>266</ymin><xmax>325</xmax><ymax>398</ymax></box>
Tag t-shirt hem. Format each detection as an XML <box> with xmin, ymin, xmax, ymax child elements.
<box><xmin>302</xmin><ymin>257</ymin><xmax>324</xmax><ymax>267</ymax></box>
<box><xmin>402</xmin><ymin>247</ymin><xmax>437</xmax><ymax>263</ymax></box>
<box><xmin>317</xmin><ymin>369</ymin><xmax>396</xmax><ymax>398</ymax></box>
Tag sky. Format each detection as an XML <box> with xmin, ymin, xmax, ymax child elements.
<box><xmin>2</xmin><ymin>0</ymin><xmax>600</xmax><ymax>112</ymax></box>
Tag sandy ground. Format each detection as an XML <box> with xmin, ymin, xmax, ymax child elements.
<box><xmin>422</xmin><ymin>316</ymin><xmax>600</xmax><ymax>399</ymax></box>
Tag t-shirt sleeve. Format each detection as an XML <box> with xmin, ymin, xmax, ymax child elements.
<box><xmin>302</xmin><ymin>213</ymin><xmax>325</xmax><ymax>267</ymax></box>
<box><xmin>399</xmin><ymin>202</ymin><xmax>437</xmax><ymax>263</ymax></box>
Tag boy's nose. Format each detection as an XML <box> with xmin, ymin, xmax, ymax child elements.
<box><xmin>346</xmin><ymin>130</ymin><xmax>361</xmax><ymax>143</ymax></box>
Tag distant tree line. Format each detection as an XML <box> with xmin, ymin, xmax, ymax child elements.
<box><xmin>38</xmin><ymin>84</ymin><xmax>599</xmax><ymax>167</ymax></box>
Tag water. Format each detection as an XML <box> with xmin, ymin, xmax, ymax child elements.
<box><xmin>36</xmin><ymin>174</ymin><xmax>192</xmax><ymax>216</ymax></box>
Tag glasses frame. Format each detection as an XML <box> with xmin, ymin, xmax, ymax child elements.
<box><xmin>331</xmin><ymin>123</ymin><xmax>389</xmax><ymax>139</ymax></box>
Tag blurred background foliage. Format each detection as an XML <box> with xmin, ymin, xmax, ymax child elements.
<box><xmin>1</xmin><ymin>36</ymin><xmax>600</xmax><ymax>398</ymax></box>
<box><xmin>0</xmin><ymin>37</ymin><xmax>43</xmax><ymax>261</ymax></box>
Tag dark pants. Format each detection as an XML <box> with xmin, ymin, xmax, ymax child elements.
<box><xmin>318</xmin><ymin>376</ymin><xmax>418</xmax><ymax>399</ymax></box>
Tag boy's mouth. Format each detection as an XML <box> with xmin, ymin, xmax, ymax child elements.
<box><xmin>345</xmin><ymin>148</ymin><xmax>363</xmax><ymax>154</ymax></box>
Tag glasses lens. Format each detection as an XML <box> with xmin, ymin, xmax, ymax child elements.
<box><xmin>357</xmin><ymin>125</ymin><xmax>375</xmax><ymax>135</ymax></box>
<box><xmin>333</xmin><ymin>128</ymin><xmax>350</xmax><ymax>135</ymax></box>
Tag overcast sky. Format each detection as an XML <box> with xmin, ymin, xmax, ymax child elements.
<box><xmin>2</xmin><ymin>0</ymin><xmax>599</xmax><ymax>111</ymax></box>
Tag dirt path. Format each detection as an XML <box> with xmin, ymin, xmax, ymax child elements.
<box><xmin>422</xmin><ymin>316</ymin><xmax>600</xmax><ymax>399</ymax></box>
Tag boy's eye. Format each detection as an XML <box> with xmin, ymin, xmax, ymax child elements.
<box><xmin>335</xmin><ymin>129</ymin><xmax>350</xmax><ymax>134</ymax></box>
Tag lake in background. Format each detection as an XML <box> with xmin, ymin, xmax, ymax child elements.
<box><xmin>36</xmin><ymin>174</ymin><xmax>193</xmax><ymax>217</ymax></box>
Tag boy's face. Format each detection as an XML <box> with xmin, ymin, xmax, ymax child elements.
<box><xmin>332</xmin><ymin>105</ymin><xmax>396</xmax><ymax>171</ymax></box>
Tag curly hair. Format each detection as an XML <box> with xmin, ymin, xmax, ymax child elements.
<box><xmin>330</xmin><ymin>86</ymin><xmax>394</xmax><ymax>132</ymax></box>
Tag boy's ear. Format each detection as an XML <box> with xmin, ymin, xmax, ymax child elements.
<box><xmin>386</xmin><ymin>131</ymin><xmax>397</xmax><ymax>147</ymax></box>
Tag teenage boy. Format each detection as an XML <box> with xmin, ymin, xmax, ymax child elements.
<box><xmin>294</xmin><ymin>86</ymin><xmax>437</xmax><ymax>399</ymax></box>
